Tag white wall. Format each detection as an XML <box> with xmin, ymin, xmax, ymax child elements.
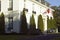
<box><xmin>13</xmin><ymin>0</ymin><xmax>19</xmax><ymax>11</ymax></box>
<box><xmin>25</xmin><ymin>0</ymin><xmax>33</xmax><ymax>29</ymax></box>
<box><xmin>1</xmin><ymin>0</ymin><xmax>9</xmax><ymax>15</ymax></box>
<box><xmin>19</xmin><ymin>0</ymin><xmax>24</xmax><ymax>11</ymax></box>
<box><xmin>24</xmin><ymin>0</ymin><xmax>53</xmax><ymax>31</ymax></box>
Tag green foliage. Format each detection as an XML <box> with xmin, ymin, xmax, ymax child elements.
<box><xmin>38</xmin><ymin>15</ymin><xmax>44</xmax><ymax>32</ymax></box>
<box><xmin>0</xmin><ymin>12</ymin><xmax>5</xmax><ymax>33</ymax></box>
<box><xmin>20</xmin><ymin>9</ymin><xmax>27</xmax><ymax>34</ymax></box>
<box><xmin>52</xmin><ymin>6</ymin><xmax>60</xmax><ymax>27</ymax></box>
<box><xmin>53</xmin><ymin>10</ymin><xmax>57</xmax><ymax>27</ymax></box>
<box><xmin>28</xmin><ymin>14</ymin><xmax>36</xmax><ymax>34</ymax></box>
<box><xmin>47</xmin><ymin>17</ymin><xmax>56</xmax><ymax>30</ymax></box>
<box><xmin>47</xmin><ymin>17</ymin><xmax>51</xmax><ymax>29</ymax></box>
<box><xmin>30</xmin><ymin>14</ymin><xmax>36</xmax><ymax>29</ymax></box>
<box><xmin>51</xmin><ymin>18</ymin><xmax>56</xmax><ymax>28</ymax></box>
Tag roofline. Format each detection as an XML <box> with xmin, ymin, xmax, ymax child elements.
<box><xmin>30</xmin><ymin>0</ymin><xmax>55</xmax><ymax>11</ymax></box>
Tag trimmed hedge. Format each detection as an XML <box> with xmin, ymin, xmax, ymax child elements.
<box><xmin>0</xmin><ymin>12</ymin><xmax>5</xmax><ymax>33</ymax></box>
<box><xmin>30</xmin><ymin>14</ymin><xmax>36</xmax><ymax>29</ymax></box>
<box><xmin>29</xmin><ymin>14</ymin><xmax>36</xmax><ymax>34</ymax></box>
<box><xmin>47</xmin><ymin>16</ymin><xmax>56</xmax><ymax>30</ymax></box>
<box><xmin>38</xmin><ymin>15</ymin><xmax>44</xmax><ymax>32</ymax></box>
<box><xmin>20</xmin><ymin>9</ymin><xmax>28</xmax><ymax>34</ymax></box>
<box><xmin>47</xmin><ymin>16</ymin><xmax>51</xmax><ymax>29</ymax></box>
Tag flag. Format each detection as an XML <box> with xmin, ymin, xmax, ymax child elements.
<box><xmin>47</xmin><ymin>9</ymin><xmax>50</xmax><ymax>14</ymax></box>
<box><xmin>43</xmin><ymin>9</ymin><xmax>50</xmax><ymax>14</ymax></box>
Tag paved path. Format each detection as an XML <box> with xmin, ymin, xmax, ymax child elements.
<box><xmin>18</xmin><ymin>34</ymin><xmax>60</xmax><ymax>40</ymax></box>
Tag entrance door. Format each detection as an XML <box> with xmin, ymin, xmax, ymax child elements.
<box><xmin>8</xmin><ymin>17</ymin><xmax>13</xmax><ymax>33</ymax></box>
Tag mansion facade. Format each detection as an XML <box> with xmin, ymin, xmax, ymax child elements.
<box><xmin>0</xmin><ymin>0</ymin><xmax>54</xmax><ymax>33</ymax></box>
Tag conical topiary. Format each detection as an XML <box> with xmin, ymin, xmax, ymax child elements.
<box><xmin>47</xmin><ymin>16</ymin><xmax>51</xmax><ymax>29</ymax></box>
<box><xmin>30</xmin><ymin>14</ymin><xmax>36</xmax><ymax>29</ymax></box>
<box><xmin>20</xmin><ymin>8</ymin><xmax>27</xmax><ymax>34</ymax></box>
<box><xmin>47</xmin><ymin>17</ymin><xmax>56</xmax><ymax>29</ymax></box>
<box><xmin>38</xmin><ymin>14</ymin><xmax>44</xmax><ymax>32</ymax></box>
<box><xmin>29</xmin><ymin>14</ymin><xmax>36</xmax><ymax>34</ymax></box>
<box><xmin>0</xmin><ymin>12</ymin><xmax>5</xmax><ymax>33</ymax></box>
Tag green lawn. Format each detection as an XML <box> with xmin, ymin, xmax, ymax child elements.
<box><xmin>0</xmin><ymin>34</ymin><xmax>60</xmax><ymax>40</ymax></box>
<box><xmin>0</xmin><ymin>35</ymin><xmax>19</xmax><ymax>40</ymax></box>
<box><xmin>0</xmin><ymin>35</ymin><xmax>36</xmax><ymax>40</ymax></box>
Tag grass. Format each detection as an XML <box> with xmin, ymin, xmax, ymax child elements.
<box><xmin>0</xmin><ymin>34</ymin><xmax>60</xmax><ymax>40</ymax></box>
<box><xmin>52</xmin><ymin>37</ymin><xmax>60</xmax><ymax>40</ymax></box>
<box><xmin>0</xmin><ymin>35</ymin><xmax>19</xmax><ymax>40</ymax></box>
<box><xmin>0</xmin><ymin>35</ymin><xmax>37</xmax><ymax>40</ymax></box>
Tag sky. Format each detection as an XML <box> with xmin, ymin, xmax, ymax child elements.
<box><xmin>45</xmin><ymin>0</ymin><xmax>60</xmax><ymax>6</ymax></box>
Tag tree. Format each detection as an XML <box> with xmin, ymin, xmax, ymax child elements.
<box><xmin>38</xmin><ymin>14</ymin><xmax>44</xmax><ymax>32</ymax></box>
<box><xmin>51</xmin><ymin>6</ymin><xmax>60</xmax><ymax>32</ymax></box>
<box><xmin>20</xmin><ymin>8</ymin><xmax>27</xmax><ymax>34</ymax></box>
<box><xmin>0</xmin><ymin>12</ymin><xmax>5</xmax><ymax>33</ymax></box>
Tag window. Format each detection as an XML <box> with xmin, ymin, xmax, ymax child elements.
<box><xmin>23</xmin><ymin>8</ymin><xmax>28</xmax><ymax>12</ymax></box>
<box><xmin>45</xmin><ymin>1</ymin><xmax>50</xmax><ymax>7</ymax></box>
<box><xmin>8</xmin><ymin>0</ymin><xmax>13</xmax><ymax>11</ymax></box>
<box><xmin>36</xmin><ymin>0</ymin><xmax>41</xmax><ymax>2</ymax></box>
<box><xmin>41</xmin><ymin>0</ymin><xmax>45</xmax><ymax>5</ymax></box>
<box><xmin>8</xmin><ymin>17</ymin><xmax>13</xmax><ymax>31</ymax></box>
<box><xmin>32</xmin><ymin>11</ymin><xmax>36</xmax><ymax>14</ymax></box>
<box><xmin>36</xmin><ymin>0</ymin><xmax>39</xmax><ymax>2</ymax></box>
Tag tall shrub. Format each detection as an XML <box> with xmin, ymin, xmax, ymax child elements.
<box><xmin>29</xmin><ymin>14</ymin><xmax>36</xmax><ymax>34</ymax></box>
<box><xmin>47</xmin><ymin>17</ymin><xmax>56</xmax><ymax>30</ymax></box>
<box><xmin>50</xmin><ymin>17</ymin><xmax>56</xmax><ymax>28</ymax></box>
<box><xmin>30</xmin><ymin>14</ymin><xmax>36</xmax><ymax>29</ymax></box>
<box><xmin>0</xmin><ymin>12</ymin><xmax>5</xmax><ymax>33</ymax></box>
<box><xmin>38</xmin><ymin>15</ymin><xmax>44</xmax><ymax>32</ymax></box>
<box><xmin>20</xmin><ymin>9</ymin><xmax>27</xmax><ymax>34</ymax></box>
<box><xmin>47</xmin><ymin>16</ymin><xmax>51</xmax><ymax>29</ymax></box>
